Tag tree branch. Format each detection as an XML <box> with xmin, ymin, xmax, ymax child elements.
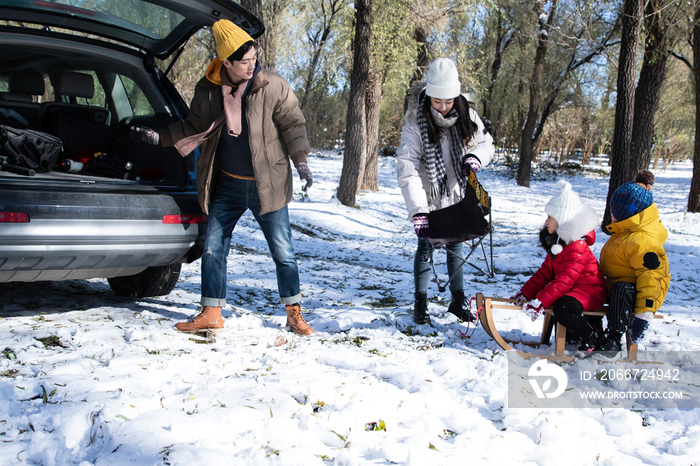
<box><xmin>668</xmin><ymin>48</ymin><xmax>693</xmax><ymax>71</ymax></box>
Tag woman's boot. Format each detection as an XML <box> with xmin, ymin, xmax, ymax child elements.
<box><xmin>447</xmin><ymin>291</ymin><xmax>475</xmax><ymax>322</ymax></box>
<box><xmin>414</xmin><ymin>292</ymin><xmax>431</xmax><ymax>325</ymax></box>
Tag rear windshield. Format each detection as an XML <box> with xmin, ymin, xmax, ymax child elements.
<box><xmin>2</xmin><ymin>0</ymin><xmax>185</xmax><ymax>40</ymax></box>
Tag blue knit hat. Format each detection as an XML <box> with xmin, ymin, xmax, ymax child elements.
<box><xmin>610</xmin><ymin>170</ymin><xmax>655</xmax><ymax>221</ymax></box>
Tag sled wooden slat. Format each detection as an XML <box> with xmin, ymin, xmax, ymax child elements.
<box><xmin>491</xmin><ymin>303</ymin><xmax>520</xmax><ymax>309</ymax></box>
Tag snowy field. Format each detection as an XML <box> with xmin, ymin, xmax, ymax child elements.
<box><xmin>1</xmin><ymin>153</ymin><xmax>699</xmax><ymax>465</ymax></box>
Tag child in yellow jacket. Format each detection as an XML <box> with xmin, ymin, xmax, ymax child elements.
<box><xmin>592</xmin><ymin>170</ymin><xmax>670</xmax><ymax>356</ymax></box>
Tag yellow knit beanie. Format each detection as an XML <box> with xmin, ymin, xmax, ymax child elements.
<box><xmin>212</xmin><ymin>19</ymin><xmax>253</xmax><ymax>60</ymax></box>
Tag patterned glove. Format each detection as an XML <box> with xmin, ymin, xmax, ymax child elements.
<box><xmin>524</xmin><ymin>298</ymin><xmax>544</xmax><ymax>321</ymax></box>
<box><xmin>464</xmin><ymin>156</ymin><xmax>481</xmax><ymax>174</ymax></box>
<box><xmin>412</xmin><ymin>214</ymin><xmax>432</xmax><ymax>238</ymax></box>
<box><xmin>630</xmin><ymin>313</ymin><xmax>652</xmax><ymax>344</ymax></box>
<box><xmin>296</xmin><ymin>162</ymin><xmax>313</xmax><ymax>191</ymax></box>
<box><xmin>130</xmin><ymin>126</ymin><xmax>160</xmax><ymax>145</ymax></box>
<box><xmin>510</xmin><ymin>292</ymin><xmax>528</xmax><ymax>306</ymax></box>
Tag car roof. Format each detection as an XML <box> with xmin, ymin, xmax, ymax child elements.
<box><xmin>0</xmin><ymin>0</ymin><xmax>263</xmax><ymax>60</ymax></box>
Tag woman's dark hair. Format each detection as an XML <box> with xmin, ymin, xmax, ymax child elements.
<box><xmin>422</xmin><ymin>93</ymin><xmax>478</xmax><ymax>145</ymax></box>
<box><xmin>226</xmin><ymin>41</ymin><xmax>255</xmax><ymax>62</ymax></box>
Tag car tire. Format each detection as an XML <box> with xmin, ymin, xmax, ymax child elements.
<box><xmin>108</xmin><ymin>263</ymin><xmax>182</xmax><ymax>297</ymax></box>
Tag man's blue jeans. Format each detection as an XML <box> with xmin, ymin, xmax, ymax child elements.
<box><xmin>201</xmin><ymin>175</ymin><xmax>301</xmax><ymax>307</ymax></box>
<box><xmin>414</xmin><ymin>238</ymin><xmax>464</xmax><ymax>294</ymax></box>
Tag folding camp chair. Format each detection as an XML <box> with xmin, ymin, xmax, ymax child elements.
<box><xmin>425</xmin><ymin>171</ymin><xmax>495</xmax><ymax>293</ymax></box>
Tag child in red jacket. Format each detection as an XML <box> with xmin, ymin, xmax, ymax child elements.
<box><xmin>512</xmin><ymin>180</ymin><xmax>608</xmax><ymax>349</ymax></box>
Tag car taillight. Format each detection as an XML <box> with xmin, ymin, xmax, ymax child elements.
<box><xmin>0</xmin><ymin>212</ymin><xmax>30</xmax><ymax>223</ymax></box>
<box><xmin>162</xmin><ymin>215</ymin><xmax>208</xmax><ymax>224</ymax></box>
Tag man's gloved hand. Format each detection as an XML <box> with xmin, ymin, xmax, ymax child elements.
<box><xmin>630</xmin><ymin>312</ymin><xmax>653</xmax><ymax>344</ymax></box>
<box><xmin>510</xmin><ymin>292</ymin><xmax>528</xmax><ymax>306</ymax></box>
<box><xmin>524</xmin><ymin>298</ymin><xmax>544</xmax><ymax>321</ymax></box>
<box><xmin>130</xmin><ymin>126</ymin><xmax>160</xmax><ymax>145</ymax></box>
<box><xmin>412</xmin><ymin>214</ymin><xmax>433</xmax><ymax>238</ymax></box>
<box><xmin>464</xmin><ymin>156</ymin><xmax>481</xmax><ymax>175</ymax></box>
<box><xmin>296</xmin><ymin>162</ymin><xmax>313</xmax><ymax>191</ymax></box>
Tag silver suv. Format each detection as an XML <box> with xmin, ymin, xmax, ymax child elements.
<box><xmin>0</xmin><ymin>0</ymin><xmax>262</xmax><ymax>296</ymax></box>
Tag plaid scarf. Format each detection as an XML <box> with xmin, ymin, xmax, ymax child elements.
<box><xmin>416</xmin><ymin>92</ymin><xmax>468</xmax><ymax>201</ymax></box>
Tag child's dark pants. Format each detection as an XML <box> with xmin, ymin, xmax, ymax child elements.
<box><xmin>606</xmin><ymin>281</ymin><xmax>636</xmax><ymax>334</ymax></box>
<box><xmin>552</xmin><ymin>295</ymin><xmax>594</xmax><ymax>338</ymax></box>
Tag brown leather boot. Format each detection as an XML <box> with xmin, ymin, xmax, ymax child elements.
<box><xmin>175</xmin><ymin>306</ymin><xmax>223</xmax><ymax>332</ymax></box>
<box><xmin>285</xmin><ymin>303</ymin><xmax>314</xmax><ymax>335</ymax></box>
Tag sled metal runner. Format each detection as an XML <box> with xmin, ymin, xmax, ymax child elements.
<box><xmin>475</xmin><ymin>293</ymin><xmax>662</xmax><ymax>363</ymax></box>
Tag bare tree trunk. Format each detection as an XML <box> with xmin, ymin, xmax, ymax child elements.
<box><xmin>631</xmin><ymin>0</ymin><xmax>669</xmax><ymax>174</ymax></box>
<box><xmin>337</xmin><ymin>0</ymin><xmax>373</xmax><ymax>207</ymax></box>
<box><xmin>404</xmin><ymin>25</ymin><xmax>428</xmax><ymax>114</ymax></box>
<box><xmin>604</xmin><ymin>0</ymin><xmax>644</xmax><ymax>228</ymax></box>
<box><xmin>483</xmin><ymin>9</ymin><xmax>513</xmax><ymax>140</ymax></box>
<box><xmin>263</xmin><ymin>0</ymin><xmax>290</xmax><ymax>72</ymax></box>
<box><xmin>514</xmin><ymin>45</ymin><xmax>526</xmax><ymax>155</ymax></box>
<box><xmin>363</xmin><ymin>70</ymin><xmax>382</xmax><ymax>191</ymax></box>
<box><xmin>240</xmin><ymin>0</ymin><xmax>266</xmax><ymax>69</ymax></box>
<box><xmin>689</xmin><ymin>5</ymin><xmax>700</xmax><ymax>212</ymax></box>
<box><xmin>299</xmin><ymin>0</ymin><xmax>343</xmax><ymax>111</ymax></box>
<box><xmin>516</xmin><ymin>0</ymin><xmax>558</xmax><ymax>187</ymax></box>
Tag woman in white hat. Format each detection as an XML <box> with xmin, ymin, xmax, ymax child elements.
<box><xmin>396</xmin><ymin>58</ymin><xmax>495</xmax><ymax>325</ymax></box>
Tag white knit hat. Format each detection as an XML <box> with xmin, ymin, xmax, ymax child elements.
<box><xmin>425</xmin><ymin>58</ymin><xmax>461</xmax><ymax>99</ymax></box>
<box><xmin>544</xmin><ymin>180</ymin><xmax>583</xmax><ymax>227</ymax></box>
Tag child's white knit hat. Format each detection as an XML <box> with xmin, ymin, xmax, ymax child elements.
<box><xmin>545</xmin><ymin>180</ymin><xmax>583</xmax><ymax>226</ymax></box>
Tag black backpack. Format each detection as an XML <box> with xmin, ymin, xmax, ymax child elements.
<box><xmin>0</xmin><ymin>123</ymin><xmax>63</xmax><ymax>173</ymax></box>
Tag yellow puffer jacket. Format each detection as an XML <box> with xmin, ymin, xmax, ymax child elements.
<box><xmin>600</xmin><ymin>203</ymin><xmax>670</xmax><ymax>314</ymax></box>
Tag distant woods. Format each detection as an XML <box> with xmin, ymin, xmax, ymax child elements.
<box><xmin>160</xmin><ymin>0</ymin><xmax>700</xmax><ymax>212</ymax></box>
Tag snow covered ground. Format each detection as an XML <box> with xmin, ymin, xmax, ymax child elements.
<box><xmin>1</xmin><ymin>153</ymin><xmax>699</xmax><ymax>465</ymax></box>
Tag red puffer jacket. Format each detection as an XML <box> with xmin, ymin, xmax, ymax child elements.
<box><xmin>520</xmin><ymin>231</ymin><xmax>607</xmax><ymax>310</ymax></box>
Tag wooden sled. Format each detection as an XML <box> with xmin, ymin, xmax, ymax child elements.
<box><xmin>475</xmin><ymin>293</ymin><xmax>662</xmax><ymax>363</ymax></box>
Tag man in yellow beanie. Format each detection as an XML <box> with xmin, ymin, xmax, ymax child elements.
<box><xmin>131</xmin><ymin>19</ymin><xmax>314</xmax><ymax>336</ymax></box>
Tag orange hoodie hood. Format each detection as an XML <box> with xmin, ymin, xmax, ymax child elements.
<box><xmin>205</xmin><ymin>59</ymin><xmax>223</xmax><ymax>86</ymax></box>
